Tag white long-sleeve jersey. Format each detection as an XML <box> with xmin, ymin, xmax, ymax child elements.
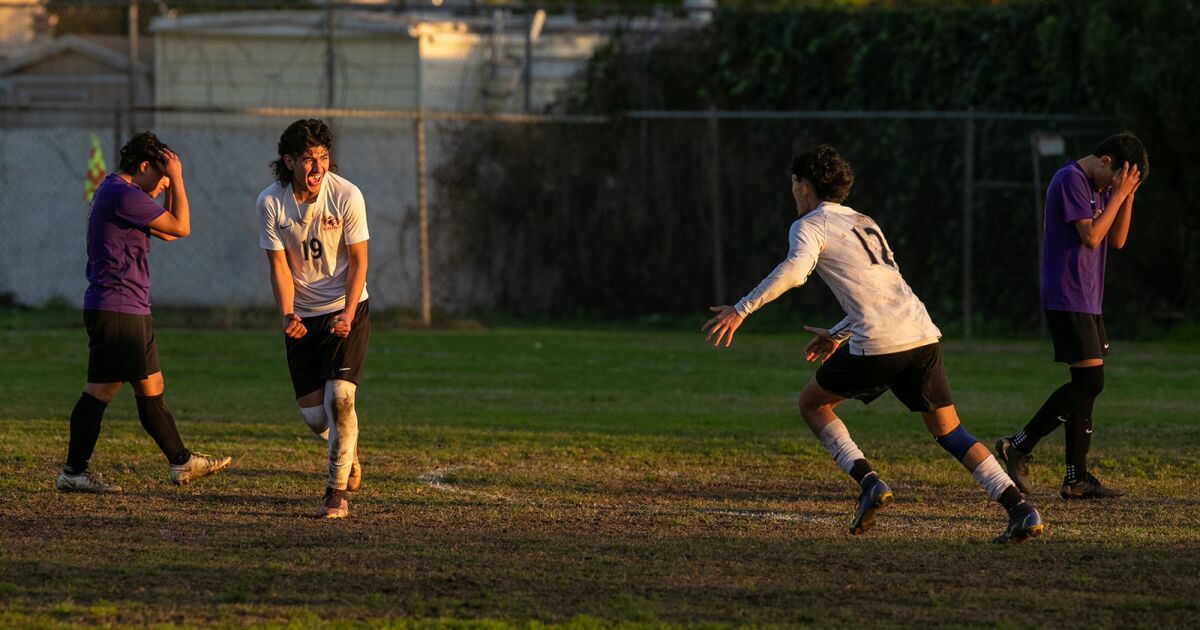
<box><xmin>734</xmin><ymin>202</ymin><xmax>941</xmax><ymax>356</ymax></box>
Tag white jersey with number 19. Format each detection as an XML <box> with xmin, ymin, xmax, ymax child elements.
<box><xmin>257</xmin><ymin>172</ymin><xmax>369</xmax><ymax>318</ymax></box>
<box><xmin>734</xmin><ymin>202</ymin><xmax>940</xmax><ymax>356</ymax></box>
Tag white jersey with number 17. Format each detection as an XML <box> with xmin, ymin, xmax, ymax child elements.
<box><xmin>257</xmin><ymin>172</ymin><xmax>369</xmax><ymax>318</ymax></box>
<box><xmin>734</xmin><ymin>202</ymin><xmax>940</xmax><ymax>356</ymax></box>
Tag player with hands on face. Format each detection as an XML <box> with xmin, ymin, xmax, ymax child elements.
<box><xmin>995</xmin><ymin>133</ymin><xmax>1147</xmax><ymax>501</ymax></box>
<box><xmin>703</xmin><ymin>143</ymin><xmax>1044</xmax><ymax>543</ymax></box>
<box><xmin>56</xmin><ymin>131</ymin><xmax>232</xmax><ymax>494</ymax></box>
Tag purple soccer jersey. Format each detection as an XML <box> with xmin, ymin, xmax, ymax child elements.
<box><xmin>1040</xmin><ymin>160</ymin><xmax>1110</xmax><ymax>315</ymax></box>
<box><xmin>83</xmin><ymin>174</ymin><xmax>166</xmax><ymax>314</ymax></box>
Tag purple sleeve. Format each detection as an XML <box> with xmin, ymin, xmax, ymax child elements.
<box><xmin>1056</xmin><ymin>171</ymin><xmax>1094</xmax><ymax>223</ymax></box>
<box><xmin>114</xmin><ymin>186</ymin><xmax>166</xmax><ymax>228</ymax></box>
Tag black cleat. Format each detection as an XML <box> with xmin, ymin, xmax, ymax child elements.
<box><xmin>993</xmin><ymin>501</ymin><xmax>1045</xmax><ymax>544</ymax></box>
<box><xmin>1061</xmin><ymin>473</ymin><xmax>1124</xmax><ymax>500</ymax></box>
<box><xmin>995</xmin><ymin>437</ymin><xmax>1033</xmax><ymax>495</ymax></box>
<box><xmin>850</xmin><ymin>474</ymin><xmax>893</xmax><ymax>535</ymax></box>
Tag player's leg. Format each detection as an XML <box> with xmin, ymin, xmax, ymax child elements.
<box><xmin>131</xmin><ymin>371</ymin><xmax>232</xmax><ymax>485</ymax></box>
<box><xmin>1059</xmin><ymin>313</ymin><xmax>1122</xmax><ymax>498</ymax></box>
<box><xmin>297</xmin><ymin>389</ymin><xmax>329</xmax><ymax>439</ymax></box>
<box><xmin>318</xmin><ymin>300</ymin><xmax>370</xmax><ymax>518</ymax></box>
<box><xmin>323</xmin><ymin>379</ymin><xmax>359</xmax><ymax>517</ymax></box>
<box><xmin>58</xmin><ymin>381</ymin><xmax>124</xmax><ymax>493</ymax></box>
<box><xmin>921</xmin><ymin>406</ymin><xmax>1043</xmax><ymax>543</ymax></box>
<box><xmin>58</xmin><ymin>310</ymin><xmax>135</xmax><ymax>493</ymax></box>
<box><xmin>799</xmin><ymin>379</ymin><xmax>876</xmax><ymax>487</ymax></box>
<box><xmin>801</xmin><ymin>345</ymin><xmax>895</xmax><ymax>535</ymax></box>
<box><xmin>892</xmin><ymin>343</ymin><xmax>1043</xmax><ymax>542</ymax></box>
<box><xmin>997</xmin><ymin>311</ymin><xmax>1100</xmax><ymax>493</ymax></box>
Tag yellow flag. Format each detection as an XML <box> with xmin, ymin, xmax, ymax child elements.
<box><xmin>84</xmin><ymin>133</ymin><xmax>107</xmax><ymax>203</ymax></box>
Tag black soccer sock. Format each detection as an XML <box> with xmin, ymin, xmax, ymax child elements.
<box><xmin>999</xmin><ymin>486</ymin><xmax>1024</xmax><ymax>514</ymax></box>
<box><xmin>135</xmin><ymin>395</ymin><xmax>191</xmax><ymax>466</ymax></box>
<box><xmin>1013</xmin><ymin>382</ymin><xmax>1076</xmax><ymax>453</ymax></box>
<box><xmin>849</xmin><ymin>459</ymin><xmax>874</xmax><ymax>485</ymax></box>
<box><xmin>1064</xmin><ymin>366</ymin><xmax>1103</xmax><ymax>483</ymax></box>
<box><xmin>65</xmin><ymin>392</ymin><xmax>107</xmax><ymax>474</ymax></box>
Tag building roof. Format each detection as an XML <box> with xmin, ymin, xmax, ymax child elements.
<box><xmin>0</xmin><ymin>34</ymin><xmax>149</xmax><ymax>77</ymax></box>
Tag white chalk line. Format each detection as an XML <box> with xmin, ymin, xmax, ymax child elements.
<box><xmin>415</xmin><ymin>465</ymin><xmax>979</xmax><ymax>532</ymax></box>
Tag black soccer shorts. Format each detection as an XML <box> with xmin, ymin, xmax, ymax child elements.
<box><xmin>814</xmin><ymin>342</ymin><xmax>953</xmax><ymax>413</ymax></box>
<box><xmin>84</xmin><ymin>309</ymin><xmax>160</xmax><ymax>383</ymax></box>
<box><xmin>1044</xmin><ymin>310</ymin><xmax>1108</xmax><ymax>364</ymax></box>
<box><xmin>284</xmin><ymin>299</ymin><xmax>371</xmax><ymax>399</ymax></box>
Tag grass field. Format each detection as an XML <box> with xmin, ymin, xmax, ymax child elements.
<box><xmin>2</xmin><ymin>318</ymin><xmax>1199</xmax><ymax>628</ymax></box>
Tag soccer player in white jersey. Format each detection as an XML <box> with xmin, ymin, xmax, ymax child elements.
<box><xmin>258</xmin><ymin>119</ymin><xmax>369</xmax><ymax>519</ymax></box>
<box><xmin>702</xmin><ymin>144</ymin><xmax>1044</xmax><ymax>543</ymax></box>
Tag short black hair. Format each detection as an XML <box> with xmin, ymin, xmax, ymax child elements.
<box><xmin>118</xmin><ymin>131</ymin><xmax>169</xmax><ymax>173</ymax></box>
<box><xmin>1093</xmin><ymin>132</ymin><xmax>1149</xmax><ymax>181</ymax></box>
<box><xmin>271</xmin><ymin>119</ymin><xmax>336</xmax><ymax>185</ymax></box>
<box><xmin>790</xmin><ymin>143</ymin><xmax>854</xmax><ymax>203</ymax></box>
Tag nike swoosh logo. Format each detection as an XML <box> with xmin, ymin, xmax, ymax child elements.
<box><xmin>1085</xmin><ymin>429</ymin><xmax>1093</xmax><ymax>434</ymax></box>
<box><xmin>339</xmin><ymin>367</ymin><xmax>351</xmax><ymax>371</ymax></box>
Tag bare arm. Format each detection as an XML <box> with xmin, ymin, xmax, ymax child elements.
<box><xmin>149</xmin><ymin>188</ymin><xmax>178</xmax><ymax>241</ymax></box>
<box><xmin>1107</xmin><ymin>181</ymin><xmax>1140</xmax><ymax>250</ymax></box>
<box><xmin>1074</xmin><ymin>163</ymin><xmax>1140</xmax><ymax>249</ymax></box>
<box><xmin>145</xmin><ymin>149</ymin><xmax>191</xmax><ymax>238</ymax></box>
<box><xmin>266</xmin><ymin>249</ymin><xmax>307</xmax><ymax>338</ymax></box>
<box><xmin>330</xmin><ymin>241</ymin><xmax>368</xmax><ymax>338</ymax></box>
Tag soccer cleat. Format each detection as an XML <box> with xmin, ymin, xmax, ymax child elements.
<box><xmin>993</xmin><ymin>501</ymin><xmax>1045</xmax><ymax>544</ymax></box>
<box><xmin>169</xmin><ymin>453</ymin><xmax>232</xmax><ymax>486</ymax></box>
<box><xmin>56</xmin><ymin>469</ymin><xmax>122</xmax><ymax>493</ymax></box>
<box><xmin>850</xmin><ymin>473</ymin><xmax>893</xmax><ymax>535</ymax></box>
<box><xmin>1061</xmin><ymin>473</ymin><xmax>1124</xmax><ymax>500</ymax></box>
<box><xmin>995</xmin><ymin>437</ymin><xmax>1034</xmax><ymax>495</ymax></box>
<box><xmin>347</xmin><ymin>450</ymin><xmax>362</xmax><ymax>493</ymax></box>
<box><xmin>322</xmin><ymin>487</ymin><xmax>349</xmax><ymax>519</ymax></box>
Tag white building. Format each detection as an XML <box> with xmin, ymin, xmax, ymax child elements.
<box><xmin>149</xmin><ymin>8</ymin><xmax>678</xmax><ymax>119</ymax></box>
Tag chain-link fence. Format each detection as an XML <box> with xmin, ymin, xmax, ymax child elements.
<box><xmin>0</xmin><ymin>104</ymin><xmax>1104</xmax><ymax>333</ymax></box>
<box><xmin>2</xmin><ymin>0</ymin><xmax>1122</xmax><ymax>334</ymax></box>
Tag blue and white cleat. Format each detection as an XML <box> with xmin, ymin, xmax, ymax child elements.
<box><xmin>850</xmin><ymin>473</ymin><xmax>893</xmax><ymax>535</ymax></box>
<box><xmin>993</xmin><ymin>501</ymin><xmax>1045</xmax><ymax>544</ymax></box>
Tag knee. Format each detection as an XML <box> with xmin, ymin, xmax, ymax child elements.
<box><xmin>935</xmin><ymin>424</ymin><xmax>978</xmax><ymax>461</ymax></box>
<box><xmin>797</xmin><ymin>396</ymin><xmax>825</xmax><ymax>422</ymax></box>
<box><xmin>85</xmin><ymin>383</ymin><xmax>121</xmax><ymax>404</ymax></box>
<box><xmin>326</xmin><ymin>380</ymin><xmax>358</xmax><ymax>424</ymax></box>
<box><xmin>1072</xmin><ymin>366</ymin><xmax>1105</xmax><ymax>399</ymax></box>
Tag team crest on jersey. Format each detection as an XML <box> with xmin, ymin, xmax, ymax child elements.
<box><xmin>321</xmin><ymin>214</ymin><xmax>342</xmax><ymax>230</ymax></box>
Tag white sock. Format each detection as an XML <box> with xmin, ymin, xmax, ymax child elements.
<box><xmin>324</xmin><ymin>380</ymin><xmax>359</xmax><ymax>491</ymax></box>
<box><xmin>817</xmin><ymin>419</ymin><xmax>866</xmax><ymax>475</ymax></box>
<box><xmin>299</xmin><ymin>405</ymin><xmax>329</xmax><ymax>440</ymax></box>
<box><xmin>971</xmin><ymin>455</ymin><xmax>1015</xmax><ymax>501</ymax></box>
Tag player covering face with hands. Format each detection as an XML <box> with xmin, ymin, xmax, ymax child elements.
<box><xmin>995</xmin><ymin>133</ymin><xmax>1147</xmax><ymax>501</ymax></box>
<box><xmin>57</xmin><ymin>131</ymin><xmax>231</xmax><ymax>493</ymax></box>
<box><xmin>703</xmin><ymin>143</ymin><xmax>1043</xmax><ymax>543</ymax></box>
<box><xmin>258</xmin><ymin>119</ymin><xmax>371</xmax><ymax>519</ymax></box>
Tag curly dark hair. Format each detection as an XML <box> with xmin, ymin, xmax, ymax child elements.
<box><xmin>271</xmin><ymin>119</ymin><xmax>337</xmax><ymax>185</ymax></box>
<box><xmin>790</xmin><ymin>143</ymin><xmax>854</xmax><ymax>203</ymax></box>
<box><xmin>1093</xmin><ymin>132</ymin><xmax>1149</xmax><ymax>182</ymax></box>
<box><xmin>118</xmin><ymin>131</ymin><xmax>170</xmax><ymax>173</ymax></box>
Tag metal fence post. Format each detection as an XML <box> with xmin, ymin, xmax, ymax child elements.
<box><xmin>416</xmin><ymin>112</ymin><xmax>431</xmax><ymax>325</ymax></box>
<box><xmin>126</xmin><ymin>0</ymin><xmax>138</xmax><ymax>137</ymax></box>
<box><xmin>707</xmin><ymin>109</ymin><xmax>724</xmax><ymax>304</ymax></box>
<box><xmin>962</xmin><ymin>114</ymin><xmax>975</xmax><ymax>339</ymax></box>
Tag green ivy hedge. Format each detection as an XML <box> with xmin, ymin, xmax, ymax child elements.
<box><xmin>436</xmin><ymin>0</ymin><xmax>1197</xmax><ymax>336</ymax></box>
